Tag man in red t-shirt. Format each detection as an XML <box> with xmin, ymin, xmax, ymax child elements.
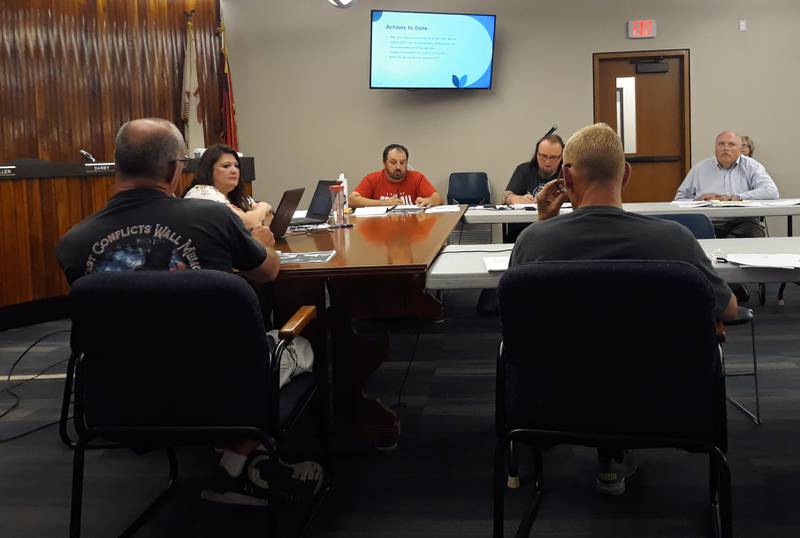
<box><xmin>350</xmin><ymin>144</ymin><xmax>443</xmax><ymax>208</ymax></box>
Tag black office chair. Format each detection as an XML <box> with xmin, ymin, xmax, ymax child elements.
<box><xmin>62</xmin><ymin>270</ymin><xmax>329</xmax><ymax>537</ymax></box>
<box><xmin>447</xmin><ymin>172</ymin><xmax>491</xmax><ymax>206</ymax></box>
<box><xmin>445</xmin><ymin>172</ymin><xmax>497</xmax><ymax>311</ymax></box>
<box><xmin>654</xmin><ymin>213</ymin><xmax>761</xmax><ymax>424</ymax></box>
<box><xmin>495</xmin><ymin>260</ymin><xmax>731</xmax><ymax>538</ymax></box>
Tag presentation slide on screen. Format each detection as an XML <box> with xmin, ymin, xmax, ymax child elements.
<box><xmin>370</xmin><ymin>11</ymin><xmax>495</xmax><ymax>89</ymax></box>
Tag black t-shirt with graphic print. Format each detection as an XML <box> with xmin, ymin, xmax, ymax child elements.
<box><xmin>56</xmin><ymin>188</ymin><xmax>267</xmax><ymax>284</ymax></box>
<box><xmin>505</xmin><ymin>161</ymin><xmax>561</xmax><ymax>198</ymax></box>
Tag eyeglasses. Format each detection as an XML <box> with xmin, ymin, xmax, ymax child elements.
<box><xmin>537</xmin><ymin>152</ymin><xmax>562</xmax><ymax>162</ymax></box>
<box><xmin>169</xmin><ymin>155</ymin><xmax>190</xmax><ymax>163</ymax></box>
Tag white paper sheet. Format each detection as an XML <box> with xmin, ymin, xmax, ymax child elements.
<box><xmin>425</xmin><ymin>205</ymin><xmax>462</xmax><ymax>213</ymax></box>
<box><xmin>672</xmin><ymin>200</ymin><xmax>712</xmax><ymax>208</ymax></box>
<box><xmin>353</xmin><ymin>207</ymin><xmax>388</xmax><ymax>217</ymax></box>
<box><xmin>279</xmin><ymin>250</ymin><xmax>336</xmax><ymax>264</ymax></box>
<box><xmin>483</xmin><ymin>255</ymin><xmax>511</xmax><ymax>272</ymax></box>
<box><xmin>725</xmin><ymin>254</ymin><xmax>800</xmax><ymax>269</ymax></box>
<box><xmin>763</xmin><ymin>199</ymin><xmax>800</xmax><ymax>207</ymax></box>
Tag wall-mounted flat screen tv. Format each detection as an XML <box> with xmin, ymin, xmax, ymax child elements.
<box><xmin>370</xmin><ymin>10</ymin><xmax>496</xmax><ymax>90</ymax></box>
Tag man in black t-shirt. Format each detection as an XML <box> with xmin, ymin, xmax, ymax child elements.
<box><xmin>56</xmin><ymin>119</ymin><xmax>277</xmax><ymax>283</ymax></box>
<box><xmin>56</xmin><ymin>118</ymin><xmax>322</xmax><ymax>507</ymax></box>
<box><xmin>510</xmin><ymin>122</ymin><xmax>737</xmax><ymax>496</ymax></box>
<box><xmin>502</xmin><ymin>134</ymin><xmax>564</xmax><ymax>242</ymax></box>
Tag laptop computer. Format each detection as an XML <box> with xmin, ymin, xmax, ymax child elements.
<box><xmin>290</xmin><ymin>179</ymin><xmax>336</xmax><ymax>225</ymax></box>
<box><xmin>269</xmin><ymin>188</ymin><xmax>305</xmax><ymax>239</ymax></box>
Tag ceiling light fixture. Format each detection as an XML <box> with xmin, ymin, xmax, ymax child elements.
<box><xmin>328</xmin><ymin>0</ymin><xmax>357</xmax><ymax>8</ymax></box>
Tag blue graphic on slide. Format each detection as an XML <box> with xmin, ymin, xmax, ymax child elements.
<box><xmin>371</xmin><ymin>11</ymin><xmax>496</xmax><ymax>89</ymax></box>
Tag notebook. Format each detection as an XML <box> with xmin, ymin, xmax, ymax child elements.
<box><xmin>269</xmin><ymin>188</ymin><xmax>305</xmax><ymax>239</ymax></box>
<box><xmin>290</xmin><ymin>180</ymin><xmax>336</xmax><ymax>225</ymax></box>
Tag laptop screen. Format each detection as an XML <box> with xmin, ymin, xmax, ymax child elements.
<box><xmin>307</xmin><ymin>180</ymin><xmax>337</xmax><ymax>218</ymax></box>
<box><xmin>269</xmin><ymin>188</ymin><xmax>305</xmax><ymax>239</ymax></box>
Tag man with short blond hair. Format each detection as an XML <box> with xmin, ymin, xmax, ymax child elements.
<box><xmin>511</xmin><ymin>123</ymin><xmax>736</xmax><ymax>496</ymax></box>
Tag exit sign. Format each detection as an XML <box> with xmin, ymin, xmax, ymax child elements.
<box><xmin>628</xmin><ymin>19</ymin><xmax>656</xmax><ymax>39</ymax></box>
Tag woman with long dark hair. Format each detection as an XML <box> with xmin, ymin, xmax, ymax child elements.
<box><xmin>184</xmin><ymin>144</ymin><xmax>272</xmax><ymax>228</ymax></box>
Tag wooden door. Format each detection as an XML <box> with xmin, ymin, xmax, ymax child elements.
<box><xmin>593</xmin><ymin>50</ymin><xmax>690</xmax><ymax>202</ymax></box>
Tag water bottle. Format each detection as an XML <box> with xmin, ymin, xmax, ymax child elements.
<box><xmin>329</xmin><ymin>183</ymin><xmax>345</xmax><ymax>227</ymax></box>
<box><xmin>338</xmin><ymin>172</ymin><xmax>349</xmax><ymax>210</ymax></box>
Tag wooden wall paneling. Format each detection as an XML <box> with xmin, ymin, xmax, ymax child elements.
<box><xmin>26</xmin><ymin>178</ymin><xmax>49</xmax><ymax>300</ymax></box>
<box><xmin>37</xmin><ymin>178</ymin><xmax>59</xmax><ymax>299</ymax></box>
<box><xmin>0</xmin><ymin>180</ymin><xmax>18</xmax><ymax>305</ymax></box>
<box><xmin>11</xmin><ymin>179</ymin><xmax>34</xmax><ymax>303</ymax></box>
<box><xmin>1</xmin><ymin>0</ymin><xmax>224</xmax><ymax>309</ymax></box>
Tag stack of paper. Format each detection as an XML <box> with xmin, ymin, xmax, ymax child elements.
<box><xmin>389</xmin><ymin>204</ymin><xmax>422</xmax><ymax>213</ymax></box>
<box><xmin>710</xmin><ymin>200</ymin><xmax>757</xmax><ymax>207</ymax></box>
<box><xmin>425</xmin><ymin>205</ymin><xmax>461</xmax><ymax>213</ymax></box>
<box><xmin>672</xmin><ymin>200</ymin><xmax>712</xmax><ymax>208</ymax></box>
<box><xmin>353</xmin><ymin>207</ymin><xmax>388</xmax><ymax>217</ymax></box>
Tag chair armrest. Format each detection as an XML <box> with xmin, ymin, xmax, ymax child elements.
<box><xmin>715</xmin><ymin>321</ymin><xmax>726</xmax><ymax>344</ymax></box>
<box><xmin>279</xmin><ymin>305</ymin><xmax>317</xmax><ymax>340</ymax></box>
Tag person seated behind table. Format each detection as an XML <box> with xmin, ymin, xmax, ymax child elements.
<box><xmin>184</xmin><ymin>143</ymin><xmax>273</xmax><ymax>229</ymax></box>
<box><xmin>349</xmin><ymin>143</ymin><xmax>443</xmax><ymax>208</ymax></box>
<box><xmin>502</xmin><ymin>134</ymin><xmax>564</xmax><ymax>243</ymax></box>
<box><xmin>740</xmin><ymin>135</ymin><xmax>755</xmax><ymax>158</ymax></box>
<box><xmin>512</xmin><ymin>122</ymin><xmax>737</xmax><ymax>496</ymax></box>
<box><xmin>55</xmin><ymin>118</ymin><xmax>323</xmax><ymax>507</ymax></box>
<box><xmin>674</xmin><ymin>130</ymin><xmax>778</xmax><ymax>235</ymax></box>
<box><xmin>674</xmin><ymin>130</ymin><xmax>778</xmax><ymax>302</ymax></box>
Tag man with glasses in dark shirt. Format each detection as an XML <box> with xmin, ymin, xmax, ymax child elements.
<box><xmin>502</xmin><ymin>134</ymin><xmax>564</xmax><ymax>242</ymax></box>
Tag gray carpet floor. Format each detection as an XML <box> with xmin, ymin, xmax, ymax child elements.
<box><xmin>0</xmin><ymin>285</ymin><xmax>798</xmax><ymax>537</ymax></box>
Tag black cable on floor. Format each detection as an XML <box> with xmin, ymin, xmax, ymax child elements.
<box><xmin>0</xmin><ymin>330</ymin><xmax>71</xmax><ymax>419</ymax></box>
<box><xmin>0</xmin><ymin>418</ymin><xmax>65</xmax><ymax>444</ymax></box>
<box><xmin>391</xmin><ymin>320</ymin><xmax>423</xmax><ymax>410</ymax></box>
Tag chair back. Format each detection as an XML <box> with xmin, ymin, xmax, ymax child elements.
<box><xmin>69</xmin><ymin>270</ymin><xmax>272</xmax><ymax>430</ymax></box>
<box><xmin>653</xmin><ymin>213</ymin><xmax>716</xmax><ymax>239</ymax></box>
<box><xmin>498</xmin><ymin>260</ymin><xmax>726</xmax><ymax>449</ymax></box>
<box><xmin>447</xmin><ymin>172</ymin><xmax>491</xmax><ymax>205</ymax></box>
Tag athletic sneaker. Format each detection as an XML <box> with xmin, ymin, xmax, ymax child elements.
<box><xmin>201</xmin><ymin>465</ymin><xmax>270</xmax><ymax>506</ymax></box>
<box><xmin>248</xmin><ymin>450</ymin><xmax>325</xmax><ymax>503</ymax></box>
<box><xmin>595</xmin><ymin>450</ymin><xmax>637</xmax><ymax>495</ymax></box>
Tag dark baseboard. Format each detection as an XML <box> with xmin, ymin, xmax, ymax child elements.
<box><xmin>0</xmin><ymin>297</ymin><xmax>69</xmax><ymax>332</ymax></box>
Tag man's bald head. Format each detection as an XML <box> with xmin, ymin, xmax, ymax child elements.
<box><xmin>114</xmin><ymin>118</ymin><xmax>185</xmax><ymax>181</ymax></box>
<box><xmin>563</xmin><ymin>123</ymin><xmax>625</xmax><ymax>184</ymax></box>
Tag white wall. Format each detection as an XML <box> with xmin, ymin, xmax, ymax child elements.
<box><xmin>223</xmin><ymin>0</ymin><xmax>800</xmax><ymax>232</ymax></box>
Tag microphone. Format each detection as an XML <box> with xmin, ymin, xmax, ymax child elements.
<box><xmin>79</xmin><ymin>149</ymin><xmax>96</xmax><ymax>163</ymax></box>
<box><xmin>543</xmin><ymin>125</ymin><xmax>558</xmax><ymax>138</ymax></box>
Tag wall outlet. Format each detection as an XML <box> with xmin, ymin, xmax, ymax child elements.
<box><xmin>739</xmin><ymin>19</ymin><xmax>748</xmax><ymax>32</ymax></box>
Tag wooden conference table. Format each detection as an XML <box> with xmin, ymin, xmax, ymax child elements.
<box><xmin>425</xmin><ymin>237</ymin><xmax>800</xmax><ymax>290</ymax></box>
<box><xmin>273</xmin><ymin>207</ymin><xmax>465</xmax><ymax>444</ymax></box>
